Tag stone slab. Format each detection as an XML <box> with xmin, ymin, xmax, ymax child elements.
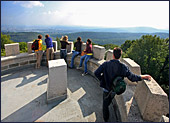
<box><xmin>47</xmin><ymin>59</ymin><xmax>67</xmax><ymax>103</ymax></box>
<box><xmin>81</xmin><ymin>43</ymin><xmax>86</xmax><ymax>52</ymax></box>
<box><xmin>106</xmin><ymin>50</ymin><xmax>113</xmax><ymax>61</ymax></box>
<box><xmin>27</xmin><ymin>42</ymin><xmax>33</xmax><ymax>53</ymax></box>
<box><xmin>121</xmin><ymin>58</ymin><xmax>141</xmax><ymax>85</ymax></box>
<box><xmin>134</xmin><ymin>78</ymin><xmax>169</xmax><ymax>122</ymax></box>
<box><xmin>92</xmin><ymin>45</ymin><xmax>105</xmax><ymax>60</ymax></box>
<box><xmin>5</xmin><ymin>43</ymin><xmax>20</xmax><ymax>56</ymax></box>
<box><xmin>66</xmin><ymin>42</ymin><xmax>73</xmax><ymax>53</ymax></box>
<box><xmin>52</xmin><ymin>41</ymin><xmax>57</xmax><ymax>52</ymax></box>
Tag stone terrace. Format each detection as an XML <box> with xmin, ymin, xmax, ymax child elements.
<box><xmin>1</xmin><ymin>67</ymin><xmax>104</xmax><ymax>122</ymax></box>
<box><xmin>1</xmin><ymin>42</ymin><xmax>169</xmax><ymax>122</ymax></box>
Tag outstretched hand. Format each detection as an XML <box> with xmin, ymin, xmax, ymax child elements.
<box><xmin>141</xmin><ymin>75</ymin><xmax>151</xmax><ymax>81</ymax></box>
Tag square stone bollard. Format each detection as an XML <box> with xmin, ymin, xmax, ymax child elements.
<box><xmin>134</xmin><ymin>78</ymin><xmax>169</xmax><ymax>122</ymax></box>
<box><xmin>120</xmin><ymin>58</ymin><xmax>141</xmax><ymax>85</ymax></box>
<box><xmin>92</xmin><ymin>45</ymin><xmax>105</xmax><ymax>60</ymax></box>
<box><xmin>5</xmin><ymin>43</ymin><xmax>20</xmax><ymax>56</ymax></box>
<box><xmin>27</xmin><ymin>41</ymin><xmax>33</xmax><ymax>53</ymax></box>
<box><xmin>66</xmin><ymin>41</ymin><xmax>73</xmax><ymax>53</ymax></box>
<box><xmin>47</xmin><ymin>59</ymin><xmax>67</xmax><ymax>103</ymax></box>
<box><xmin>52</xmin><ymin>41</ymin><xmax>57</xmax><ymax>52</ymax></box>
<box><xmin>106</xmin><ymin>50</ymin><xmax>113</xmax><ymax>61</ymax></box>
<box><xmin>81</xmin><ymin>43</ymin><xmax>86</xmax><ymax>52</ymax></box>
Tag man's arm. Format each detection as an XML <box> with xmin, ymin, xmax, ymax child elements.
<box><xmin>124</xmin><ymin>65</ymin><xmax>151</xmax><ymax>82</ymax></box>
<box><xmin>94</xmin><ymin>63</ymin><xmax>105</xmax><ymax>81</ymax></box>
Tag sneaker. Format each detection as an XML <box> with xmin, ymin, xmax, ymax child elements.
<box><xmin>82</xmin><ymin>72</ymin><xmax>88</xmax><ymax>76</ymax></box>
<box><xmin>76</xmin><ymin>66</ymin><xmax>82</xmax><ymax>70</ymax></box>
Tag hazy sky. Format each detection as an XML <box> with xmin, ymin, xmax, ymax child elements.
<box><xmin>1</xmin><ymin>1</ymin><xmax>169</xmax><ymax>29</ymax></box>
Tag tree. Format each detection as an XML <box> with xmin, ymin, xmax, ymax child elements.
<box><xmin>56</xmin><ymin>37</ymin><xmax>61</xmax><ymax>50</ymax></box>
<box><xmin>1</xmin><ymin>33</ymin><xmax>14</xmax><ymax>49</ymax></box>
<box><xmin>125</xmin><ymin>35</ymin><xmax>169</xmax><ymax>96</ymax></box>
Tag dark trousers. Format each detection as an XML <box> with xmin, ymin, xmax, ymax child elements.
<box><xmin>60</xmin><ymin>49</ymin><xmax>67</xmax><ymax>64</ymax></box>
<box><xmin>103</xmin><ymin>91</ymin><xmax>116</xmax><ymax>122</ymax></box>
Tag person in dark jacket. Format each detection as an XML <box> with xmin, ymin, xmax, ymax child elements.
<box><xmin>94</xmin><ymin>47</ymin><xmax>151</xmax><ymax>122</ymax></box>
<box><xmin>70</xmin><ymin>37</ymin><xmax>83</xmax><ymax>68</ymax></box>
<box><xmin>45</xmin><ymin>34</ymin><xmax>54</xmax><ymax>67</ymax></box>
<box><xmin>77</xmin><ymin>39</ymin><xmax>93</xmax><ymax>76</ymax></box>
<box><xmin>60</xmin><ymin>35</ymin><xmax>71</xmax><ymax>64</ymax></box>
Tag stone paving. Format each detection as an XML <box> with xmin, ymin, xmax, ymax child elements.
<box><xmin>1</xmin><ymin>66</ymin><xmax>104</xmax><ymax>122</ymax></box>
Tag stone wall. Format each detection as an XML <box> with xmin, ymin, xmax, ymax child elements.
<box><xmin>1</xmin><ymin>43</ymin><xmax>169</xmax><ymax>122</ymax></box>
<box><xmin>5</xmin><ymin>43</ymin><xmax>20</xmax><ymax>56</ymax></box>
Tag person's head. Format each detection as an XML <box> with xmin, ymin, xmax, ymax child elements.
<box><xmin>77</xmin><ymin>37</ymin><xmax>81</xmax><ymax>42</ymax></box>
<box><xmin>63</xmin><ymin>35</ymin><xmax>68</xmax><ymax>41</ymax></box>
<box><xmin>86</xmin><ymin>39</ymin><xmax>92</xmax><ymax>44</ymax></box>
<box><xmin>113</xmin><ymin>47</ymin><xmax>122</xmax><ymax>59</ymax></box>
<box><xmin>45</xmin><ymin>34</ymin><xmax>49</xmax><ymax>39</ymax></box>
<box><xmin>38</xmin><ymin>35</ymin><xmax>42</xmax><ymax>39</ymax></box>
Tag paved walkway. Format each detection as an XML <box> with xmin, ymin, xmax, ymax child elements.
<box><xmin>1</xmin><ymin>66</ymin><xmax>104</xmax><ymax>122</ymax></box>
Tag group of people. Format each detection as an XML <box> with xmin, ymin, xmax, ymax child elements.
<box><xmin>33</xmin><ymin>35</ymin><xmax>93</xmax><ymax>76</ymax></box>
<box><xmin>33</xmin><ymin>34</ymin><xmax>151</xmax><ymax>122</ymax></box>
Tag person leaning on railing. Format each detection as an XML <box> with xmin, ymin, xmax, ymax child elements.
<box><xmin>94</xmin><ymin>47</ymin><xmax>151</xmax><ymax>122</ymax></box>
<box><xmin>34</xmin><ymin>35</ymin><xmax>43</xmax><ymax>69</ymax></box>
<box><xmin>45</xmin><ymin>34</ymin><xmax>54</xmax><ymax>67</ymax></box>
<box><xmin>60</xmin><ymin>35</ymin><xmax>71</xmax><ymax>64</ymax></box>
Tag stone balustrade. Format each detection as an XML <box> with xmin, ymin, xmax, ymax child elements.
<box><xmin>134</xmin><ymin>78</ymin><xmax>169</xmax><ymax>122</ymax></box>
<box><xmin>1</xmin><ymin>43</ymin><xmax>169</xmax><ymax>122</ymax></box>
<box><xmin>4</xmin><ymin>43</ymin><xmax>20</xmax><ymax>56</ymax></box>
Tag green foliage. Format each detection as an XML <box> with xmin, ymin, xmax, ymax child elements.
<box><xmin>19</xmin><ymin>42</ymin><xmax>27</xmax><ymax>53</ymax></box>
<box><xmin>123</xmin><ymin>35</ymin><xmax>169</xmax><ymax>96</ymax></box>
<box><xmin>103</xmin><ymin>44</ymin><xmax>119</xmax><ymax>50</ymax></box>
<box><xmin>120</xmin><ymin>40</ymin><xmax>135</xmax><ymax>53</ymax></box>
<box><xmin>1</xmin><ymin>33</ymin><xmax>14</xmax><ymax>49</ymax></box>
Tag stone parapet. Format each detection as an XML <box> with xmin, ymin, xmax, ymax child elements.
<box><xmin>81</xmin><ymin>43</ymin><xmax>86</xmax><ymax>52</ymax></box>
<box><xmin>52</xmin><ymin>41</ymin><xmax>58</xmax><ymax>52</ymax></box>
<box><xmin>120</xmin><ymin>58</ymin><xmax>141</xmax><ymax>85</ymax></box>
<box><xmin>47</xmin><ymin>59</ymin><xmax>67</xmax><ymax>103</ymax></box>
<box><xmin>106</xmin><ymin>50</ymin><xmax>113</xmax><ymax>61</ymax></box>
<box><xmin>27</xmin><ymin>41</ymin><xmax>33</xmax><ymax>53</ymax></box>
<box><xmin>5</xmin><ymin>43</ymin><xmax>20</xmax><ymax>56</ymax></box>
<box><xmin>134</xmin><ymin>78</ymin><xmax>169</xmax><ymax>122</ymax></box>
<box><xmin>66</xmin><ymin>42</ymin><xmax>73</xmax><ymax>53</ymax></box>
<box><xmin>1</xmin><ymin>53</ymin><xmax>36</xmax><ymax>75</ymax></box>
<box><xmin>92</xmin><ymin>45</ymin><xmax>105</xmax><ymax>60</ymax></box>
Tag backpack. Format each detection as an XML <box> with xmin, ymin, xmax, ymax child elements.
<box><xmin>112</xmin><ymin>76</ymin><xmax>126</xmax><ymax>95</ymax></box>
<box><xmin>32</xmin><ymin>39</ymin><xmax>39</xmax><ymax>50</ymax></box>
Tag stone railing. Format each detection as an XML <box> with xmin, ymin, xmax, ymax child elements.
<box><xmin>1</xmin><ymin>42</ymin><xmax>169</xmax><ymax>122</ymax></box>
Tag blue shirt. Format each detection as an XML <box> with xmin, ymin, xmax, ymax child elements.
<box><xmin>94</xmin><ymin>59</ymin><xmax>142</xmax><ymax>92</ymax></box>
<box><xmin>45</xmin><ymin>37</ymin><xmax>53</xmax><ymax>48</ymax></box>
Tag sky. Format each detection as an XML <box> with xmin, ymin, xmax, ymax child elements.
<box><xmin>1</xmin><ymin>1</ymin><xmax>169</xmax><ymax>29</ymax></box>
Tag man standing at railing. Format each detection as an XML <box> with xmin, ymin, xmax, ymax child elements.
<box><xmin>45</xmin><ymin>34</ymin><xmax>54</xmax><ymax>67</ymax></box>
<box><xmin>94</xmin><ymin>47</ymin><xmax>151</xmax><ymax>122</ymax></box>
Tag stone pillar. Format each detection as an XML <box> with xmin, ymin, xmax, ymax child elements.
<box><xmin>120</xmin><ymin>58</ymin><xmax>141</xmax><ymax>85</ymax></box>
<box><xmin>27</xmin><ymin>41</ymin><xmax>33</xmax><ymax>53</ymax></box>
<box><xmin>81</xmin><ymin>43</ymin><xmax>86</xmax><ymax>52</ymax></box>
<box><xmin>47</xmin><ymin>59</ymin><xmax>67</xmax><ymax>103</ymax></box>
<box><xmin>66</xmin><ymin>41</ymin><xmax>73</xmax><ymax>53</ymax></box>
<box><xmin>4</xmin><ymin>43</ymin><xmax>20</xmax><ymax>56</ymax></box>
<box><xmin>134</xmin><ymin>78</ymin><xmax>169</xmax><ymax>122</ymax></box>
<box><xmin>52</xmin><ymin>41</ymin><xmax>57</xmax><ymax>52</ymax></box>
<box><xmin>92</xmin><ymin>45</ymin><xmax>105</xmax><ymax>60</ymax></box>
<box><xmin>106</xmin><ymin>50</ymin><xmax>113</xmax><ymax>61</ymax></box>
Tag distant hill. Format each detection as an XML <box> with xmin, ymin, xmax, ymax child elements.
<box><xmin>1</xmin><ymin>25</ymin><xmax>169</xmax><ymax>33</ymax></box>
<box><xmin>2</xmin><ymin>32</ymin><xmax>169</xmax><ymax>46</ymax></box>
